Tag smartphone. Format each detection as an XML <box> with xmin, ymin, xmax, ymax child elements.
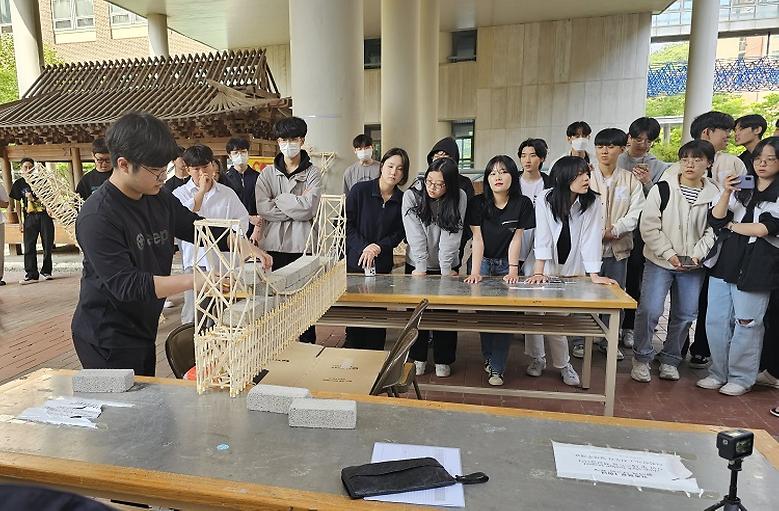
<box><xmin>736</xmin><ymin>175</ymin><xmax>755</xmax><ymax>190</ymax></box>
<box><xmin>677</xmin><ymin>256</ymin><xmax>698</xmax><ymax>269</ymax></box>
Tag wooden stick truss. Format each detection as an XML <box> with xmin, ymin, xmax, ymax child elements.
<box><xmin>20</xmin><ymin>163</ymin><xmax>83</xmax><ymax>244</ymax></box>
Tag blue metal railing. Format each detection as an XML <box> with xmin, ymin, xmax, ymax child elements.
<box><xmin>647</xmin><ymin>56</ymin><xmax>779</xmax><ymax>96</ymax></box>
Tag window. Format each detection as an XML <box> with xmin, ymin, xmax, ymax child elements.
<box><xmin>364</xmin><ymin>125</ymin><xmax>381</xmax><ymax>158</ymax></box>
<box><xmin>110</xmin><ymin>4</ymin><xmax>146</xmax><ymax>26</ymax></box>
<box><xmin>364</xmin><ymin>39</ymin><xmax>381</xmax><ymax>69</ymax></box>
<box><xmin>0</xmin><ymin>0</ymin><xmax>11</xmax><ymax>28</ymax></box>
<box><xmin>452</xmin><ymin>120</ymin><xmax>475</xmax><ymax>170</ymax></box>
<box><xmin>450</xmin><ymin>30</ymin><xmax>477</xmax><ymax>62</ymax></box>
<box><xmin>52</xmin><ymin>0</ymin><xmax>94</xmax><ymax>31</ymax></box>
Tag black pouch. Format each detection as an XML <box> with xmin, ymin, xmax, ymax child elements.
<box><xmin>341</xmin><ymin>457</ymin><xmax>488</xmax><ymax>499</ymax></box>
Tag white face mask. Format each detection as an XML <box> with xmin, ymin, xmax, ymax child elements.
<box><xmin>356</xmin><ymin>148</ymin><xmax>372</xmax><ymax>161</ymax></box>
<box><xmin>571</xmin><ymin>137</ymin><xmax>588</xmax><ymax>152</ymax></box>
<box><xmin>279</xmin><ymin>141</ymin><xmax>301</xmax><ymax>159</ymax></box>
<box><xmin>231</xmin><ymin>153</ymin><xmax>248</xmax><ymax>166</ymax></box>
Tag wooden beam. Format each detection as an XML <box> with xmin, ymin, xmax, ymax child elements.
<box><xmin>70</xmin><ymin>147</ymin><xmax>83</xmax><ymax>191</ymax></box>
<box><xmin>0</xmin><ymin>146</ymin><xmax>17</xmax><ymax>224</ymax></box>
<box><xmin>6</xmin><ymin>144</ymin><xmax>93</xmax><ymax>162</ymax></box>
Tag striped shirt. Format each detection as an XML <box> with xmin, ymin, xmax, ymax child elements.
<box><xmin>679</xmin><ymin>184</ymin><xmax>702</xmax><ymax>205</ymax></box>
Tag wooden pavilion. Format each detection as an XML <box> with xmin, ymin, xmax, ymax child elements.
<box><xmin>0</xmin><ymin>48</ymin><xmax>290</xmax><ymax>249</ymax></box>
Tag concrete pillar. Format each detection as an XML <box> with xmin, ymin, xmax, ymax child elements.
<box><xmin>682</xmin><ymin>0</ymin><xmax>719</xmax><ymax>143</ymax></box>
<box><xmin>9</xmin><ymin>0</ymin><xmax>44</xmax><ymax>96</ymax></box>
<box><xmin>147</xmin><ymin>13</ymin><xmax>170</xmax><ymax>58</ymax></box>
<box><xmin>289</xmin><ymin>0</ymin><xmax>364</xmax><ymax>193</ymax></box>
<box><xmin>1</xmin><ymin>147</ymin><xmax>16</xmax><ymax>223</ymax></box>
<box><xmin>417</xmin><ymin>0</ymin><xmax>439</xmax><ymax>174</ymax></box>
<box><xmin>382</xmin><ymin>0</ymin><xmax>419</xmax><ymax>179</ymax></box>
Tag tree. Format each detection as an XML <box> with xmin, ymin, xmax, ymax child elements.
<box><xmin>649</xmin><ymin>42</ymin><xmax>689</xmax><ymax>66</ymax></box>
<box><xmin>0</xmin><ymin>34</ymin><xmax>62</xmax><ymax>104</ymax></box>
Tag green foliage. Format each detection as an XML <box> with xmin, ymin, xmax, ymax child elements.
<box><xmin>649</xmin><ymin>42</ymin><xmax>689</xmax><ymax>66</ymax></box>
<box><xmin>0</xmin><ymin>34</ymin><xmax>63</xmax><ymax>104</ymax></box>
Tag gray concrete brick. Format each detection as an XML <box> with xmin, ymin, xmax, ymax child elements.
<box><xmin>72</xmin><ymin>369</ymin><xmax>134</xmax><ymax>393</ymax></box>
<box><xmin>247</xmin><ymin>384</ymin><xmax>310</xmax><ymax>414</ymax></box>
<box><xmin>288</xmin><ymin>398</ymin><xmax>357</xmax><ymax>429</ymax></box>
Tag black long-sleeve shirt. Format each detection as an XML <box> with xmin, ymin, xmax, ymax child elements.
<box><xmin>346</xmin><ymin>178</ymin><xmax>405</xmax><ymax>273</ymax></box>
<box><xmin>72</xmin><ymin>181</ymin><xmax>223</xmax><ymax>350</ymax></box>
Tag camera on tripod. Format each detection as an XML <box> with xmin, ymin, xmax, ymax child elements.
<box><xmin>716</xmin><ymin>429</ymin><xmax>754</xmax><ymax>461</ymax></box>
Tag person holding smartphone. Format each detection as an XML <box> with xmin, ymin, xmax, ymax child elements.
<box><xmin>697</xmin><ymin>137</ymin><xmax>779</xmax><ymax>396</ymax></box>
<box><xmin>630</xmin><ymin>140</ymin><xmax>720</xmax><ymax>383</ymax></box>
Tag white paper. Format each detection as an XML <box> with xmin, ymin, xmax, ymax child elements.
<box><xmin>16</xmin><ymin>397</ymin><xmax>134</xmax><ymax>429</ymax></box>
<box><xmin>552</xmin><ymin>441</ymin><xmax>700</xmax><ymax>493</ymax></box>
<box><xmin>365</xmin><ymin>442</ymin><xmax>465</xmax><ymax>508</ymax></box>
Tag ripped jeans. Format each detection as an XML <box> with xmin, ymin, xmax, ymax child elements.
<box><xmin>706</xmin><ymin>277</ymin><xmax>771</xmax><ymax>388</ymax></box>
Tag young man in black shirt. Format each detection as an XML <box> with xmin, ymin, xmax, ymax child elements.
<box><xmin>75</xmin><ymin>138</ymin><xmax>114</xmax><ymax>201</ymax></box>
<box><xmin>9</xmin><ymin>158</ymin><xmax>55</xmax><ymax>284</ymax></box>
<box><xmin>734</xmin><ymin>114</ymin><xmax>767</xmax><ymax>177</ymax></box>
<box><xmin>71</xmin><ymin>112</ymin><xmax>271</xmax><ymax>376</ymax></box>
<box><xmin>222</xmin><ymin>137</ymin><xmax>262</xmax><ymax>243</ymax></box>
<box><xmin>163</xmin><ymin>146</ymin><xmax>189</xmax><ymax>193</ymax></box>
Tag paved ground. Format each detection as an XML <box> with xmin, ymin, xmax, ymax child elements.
<box><xmin>1</xmin><ymin>252</ymin><xmax>777</xmax><ymax>440</ymax></box>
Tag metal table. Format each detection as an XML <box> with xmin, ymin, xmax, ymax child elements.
<box><xmin>318</xmin><ymin>274</ymin><xmax>637</xmax><ymax>416</ymax></box>
<box><xmin>0</xmin><ymin>370</ymin><xmax>776</xmax><ymax>511</ymax></box>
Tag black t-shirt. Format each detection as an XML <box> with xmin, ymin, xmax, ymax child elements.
<box><xmin>75</xmin><ymin>169</ymin><xmax>113</xmax><ymax>201</ymax></box>
<box><xmin>9</xmin><ymin>177</ymin><xmax>47</xmax><ymax>215</ymax></box>
<box><xmin>71</xmin><ymin>181</ymin><xmax>212</xmax><ymax>350</ymax></box>
<box><xmin>163</xmin><ymin>175</ymin><xmax>190</xmax><ymax>193</ymax></box>
<box><xmin>465</xmin><ymin>194</ymin><xmax>535</xmax><ymax>259</ymax></box>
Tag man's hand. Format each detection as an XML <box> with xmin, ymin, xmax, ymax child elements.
<box><xmin>503</xmin><ymin>269</ymin><xmax>521</xmax><ymax>284</ymax></box>
<box><xmin>590</xmin><ymin>274</ymin><xmax>617</xmax><ymax>285</ymax></box>
<box><xmin>632</xmin><ymin>165</ymin><xmax>651</xmax><ymax>185</ymax></box>
<box><xmin>668</xmin><ymin>254</ymin><xmax>683</xmax><ymax>270</ymax></box>
<box><xmin>603</xmin><ymin>224</ymin><xmax>617</xmax><ymax>241</ymax></box>
<box><xmin>358</xmin><ymin>243</ymin><xmax>381</xmax><ymax>269</ymax></box>
<box><xmin>411</xmin><ymin>270</ymin><xmax>426</xmax><ymax>276</ymax></box>
<box><xmin>525</xmin><ymin>274</ymin><xmax>548</xmax><ymax>284</ymax></box>
<box><xmin>249</xmin><ymin>225</ymin><xmax>263</xmax><ymax>246</ymax></box>
<box><xmin>464</xmin><ymin>273</ymin><xmax>482</xmax><ymax>284</ymax></box>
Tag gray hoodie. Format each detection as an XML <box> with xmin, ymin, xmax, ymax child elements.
<box><xmin>401</xmin><ymin>181</ymin><xmax>467</xmax><ymax>274</ymax></box>
<box><xmin>617</xmin><ymin>152</ymin><xmax>671</xmax><ymax>195</ymax></box>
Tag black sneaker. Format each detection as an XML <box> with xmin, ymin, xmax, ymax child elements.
<box><xmin>0</xmin><ymin>280</ymin><xmax>6</xmax><ymax>286</ymax></box>
<box><xmin>688</xmin><ymin>354</ymin><xmax>710</xmax><ymax>369</ymax></box>
<box><xmin>19</xmin><ymin>276</ymin><xmax>39</xmax><ymax>285</ymax></box>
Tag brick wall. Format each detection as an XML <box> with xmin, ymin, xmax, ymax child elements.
<box><xmin>38</xmin><ymin>0</ymin><xmax>214</xmax><ymax>63</ymax></box>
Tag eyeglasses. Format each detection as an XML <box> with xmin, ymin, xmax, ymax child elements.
<box><xmin>230</xmin><ymin>150</ymin><xmax>248</xmax><ymax>156</ymax></box>
<box><xmin>139</xmin><ymin>164</ymin><xmax>167</xmax><ymax>180</ymax></box>
<box><xmin>681</xmin><ymin>157</ymin><xmax>707</xmax><ymax>165</ymax></box>
<box><xmin>631</xmin><ymin>137</ymin><xmax>655</xmax><ymax>147</ymax></box>
<box><xmin>753</xmin><ymin>156</ymin><xmax>778</xmax><ymax>165</ymax></box>
<box><xmin>489</xmin><ymin>169</ymin><xmax>510</xmax><ymax>178</ymax></box>
<box><xmin>425</xmin><ymin>180</ymin><xmax>446</xmax><ymax>190</ymax></box>
<box><xmin>94</xmin><ymin>157</ymin><xmax>111</xmax><ymax>164</ymax></box>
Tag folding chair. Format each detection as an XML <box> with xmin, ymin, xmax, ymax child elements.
<box><xmin>370</xmin><ymin>299</ymin><xmax>429</xmax><ymax>399</ymax></box>
<box><xmin>164</xmin><ymin>322</ymin><xmax>195</xmax><ymax>379</ymax></box>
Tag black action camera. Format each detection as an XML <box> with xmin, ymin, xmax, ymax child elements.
<box><xmin>716</xmin><ymin>430</ymin><xmax>754</xmax><ymax>461</ymax></box>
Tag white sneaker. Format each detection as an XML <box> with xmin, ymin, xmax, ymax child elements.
<box><xmin>41</xmin><ymin>273</ymin><xmax>54</xmax><ymax>281</ymax></box>
<box><xmin>658</xmin><ymin>363</ymin><xmax>680</xmax><ymax>381</ymax></box>
<box><xmin>719</xmin><ymin>383</ymin><xmax>750</xmax><ymax>396</ymax></box>
<box><xmin>526</xmin><ymin>357</ymin><xmax>546</xmax><ymax>377</ymax></box>
<box><xmin>163</xmin><ymin>299</ymin><xmax>174</xmax><ymax>308</ymax></box>
<box><xmin>596</xmin><ymin>342</ymin><xmax>624</xmax><ymax>361</ymax></box>
<box><xmin>621</xmin><ymin>329</ymin><xmax>634</xmax><ymax>348</ymax></box>
<box><xmin>631</xmin><ymin>359</ymin><xmax>651</xmax><ymax>383</ymax></box>
<box><xmin>696</xmin><ymin>376</ymin><xmax>725</xmax><ymax>390</ymax></box>
<box><xmin>571</xmin><ymin>344</ymin><xmax>585</xmax><ymax>359</ymax></box>
<box><xmin>414</xmin><ymin>360</ymin><xmax>427</xmax><ymax>376</ymax></box>
<box><xmin>434</xmin><ymin>364</ymin><xmax>451</xmax><ymax>378</ymax></box>
<box><xmin>560</xmin><ymin>364</ymin><xmax>580</xmax><ymax>386</ymax></box>
<box><xmin>756</xmin><ymin>370</ymin><xmax>779</xmax><ymax>389</ymax></box>
<box><xmin>488</xmin><ymin>372</ymin><xmax>504</xmax><ymax>386</ymax></box>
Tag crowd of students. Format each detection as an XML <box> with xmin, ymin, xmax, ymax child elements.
<box><xmin>1</xmin><ymin>110</ymin><xmax>777</xmax><ymax>417</ymax></box>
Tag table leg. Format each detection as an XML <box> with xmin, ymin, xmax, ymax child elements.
<box><xmin>604</xmin><ymin>310</ymin><xmax>619</xmax><ymax>417</ymax></box>
<box><xmin>582</xmin><ymin>337</ymin><xmax>593</xmax><ymax>390</ymax></box>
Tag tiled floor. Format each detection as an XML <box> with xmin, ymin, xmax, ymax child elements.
<box><xmin>1</xmin><ymin>269</ymin><xmax>777</xmax><ymax>438</ymax></box>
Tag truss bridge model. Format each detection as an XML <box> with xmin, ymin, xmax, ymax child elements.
<box><xmin>193</xmin><ymin>194</ymin><xmax>346</xmax><ymax>396</ymax></box>
<box><xmin>20</xmin><ymin>163</ymin><xmax>83</xmax><ymax>244</ymax></box>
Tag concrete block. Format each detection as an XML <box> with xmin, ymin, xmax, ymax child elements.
<box><xmin>288</xmin><ymin>398</ymin><xmax>357</xmax><ymax>429</ymax></box>
<box><xmin>247</xmin><ymin>384</ymin><xmax>310</xmax><ymax>414</ymax></box>
<box><xmin>221</xmin><ymin>296</ymin><xmax>273</xmax><ymax>327</ymax></box>
<box><xmin>72</xmin><ymin>369</ymin><xmax>134</xmax><ymax>393</ymax></box>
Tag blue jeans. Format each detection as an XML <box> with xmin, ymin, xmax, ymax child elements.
<box><xmin>706</xmin><ymin>277</ymin><xmax>770</xmax><ymax>388</ymax></box>
<box><xmin>632</xmin><ymin>260</ymin><xmax>705</xmax><ymax>367</ymax></box>
<box><xmin>479</xmin><ymin>257</ymin><xmax>512</xmax><ymax>374</ymax></box>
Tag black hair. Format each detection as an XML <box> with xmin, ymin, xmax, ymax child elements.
<box><xmin>594</xmin><ymin>128</ymin><xmax>628</xmax><ymax>147</ymax></box>
<box><xmin>182</xmin><ymin>144</ymin><xmax>215</xmax><ymax>167</ymax></box>
<box><xmin>546</xmin><ymin>156</ymin><xmax>597</xmax><ymax>222</ymax></box>
<box><xmin>20</xmin><ymin>157</ymin><xmax>34</xmax><ymax>166</ymax></box>
<box><xmin>274</xmin><ymin>116</ymin><xmax>308</xmax><ymax>139</ymax></box>
<box><xmin>409</xmin><ymin>157</ymin><xmax>463</xmax><ymax>233</ymax></box>
<box><xmin>775</xmin><ymin>119</ymin><xmax>779</xmax><ymax>129</ymax></box>
<box><xmin>380</xmin><ymin>147</ymin><xmax>410</xmax><ymax>187</ymax></box>
<box><xmin>105</xmin><ymin>112</ymin><xmax>180</xmax><ymax>169</ymax></box>
<box><xmin>737</xmin><ymin>136</ymin><xmax>779</xmax><ymax>206</ymax></box>
<box><xmin>91</xmin><ymin>137</ymin><xmax>109</xmax><ymax>155</ymax></box>
<box><xmin>735</xmin><ymin>114</ymin><xmax>768</xmax><ymax>138</ymax></box>
<box><xmin>628</xmin><ymin>117</ymin><xmax>661</xmax><ymax>141</ymax></box>
<box><xmin>689</xmin><ymin>111</ymin><xmax>735</xmax><ymax>139</ymax></box>
<box><xmin>225</xmin><ymin>137</ymin><xmax>250</xmax><ymax>153</ymax></box>
<box><xmin>353</xmin><ymin>134</ymin><xmax>373</xmax><ymax>148</ymax></box>
<box><xmin>566</xmin><ymin>121</ymin><xmax>592</xmax><ymax>138</ymax></box>
<box><xmin>482</xmin><ymin>155</ymin><xmax>522</xmax><ymax>217</ymax></box>
<box><xmin>518</xmin><ymin>138</ymin><xmax>548</xmax><ymax>162</ymax></box>
<box><xmin>677</xmin><ymin>139</ymin><xmax>715</xmax><ymax>164</ymax></box>
<box><xmin>176</xmin><ymin>145</ymin><xmax>185</xmax><ymax>157</ymax></box>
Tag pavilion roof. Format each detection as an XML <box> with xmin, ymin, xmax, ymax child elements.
<box><xmin>0</xmin><ymin>48</ymin><xmax>289</xmax><ymax>145</ymax></box>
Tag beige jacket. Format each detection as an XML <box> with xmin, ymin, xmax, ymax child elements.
<box><xmin>639</xmin><ymin>173</ymin><xmax>719</xmax><ymax>270</ymax></box>
<box><xmin>255</xmin><ymin>162</ymin><xmax>322</xmax><ymax>253</ymax></box>
<box><xmin>662</xmin><ymin>151</ymin><xmax>747</xmax><ymax>189</ymax></box>
<box><xmin>589</xmin><ymin>164</ymin><xmax>645</xmax><ymax>260</ymax></box>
